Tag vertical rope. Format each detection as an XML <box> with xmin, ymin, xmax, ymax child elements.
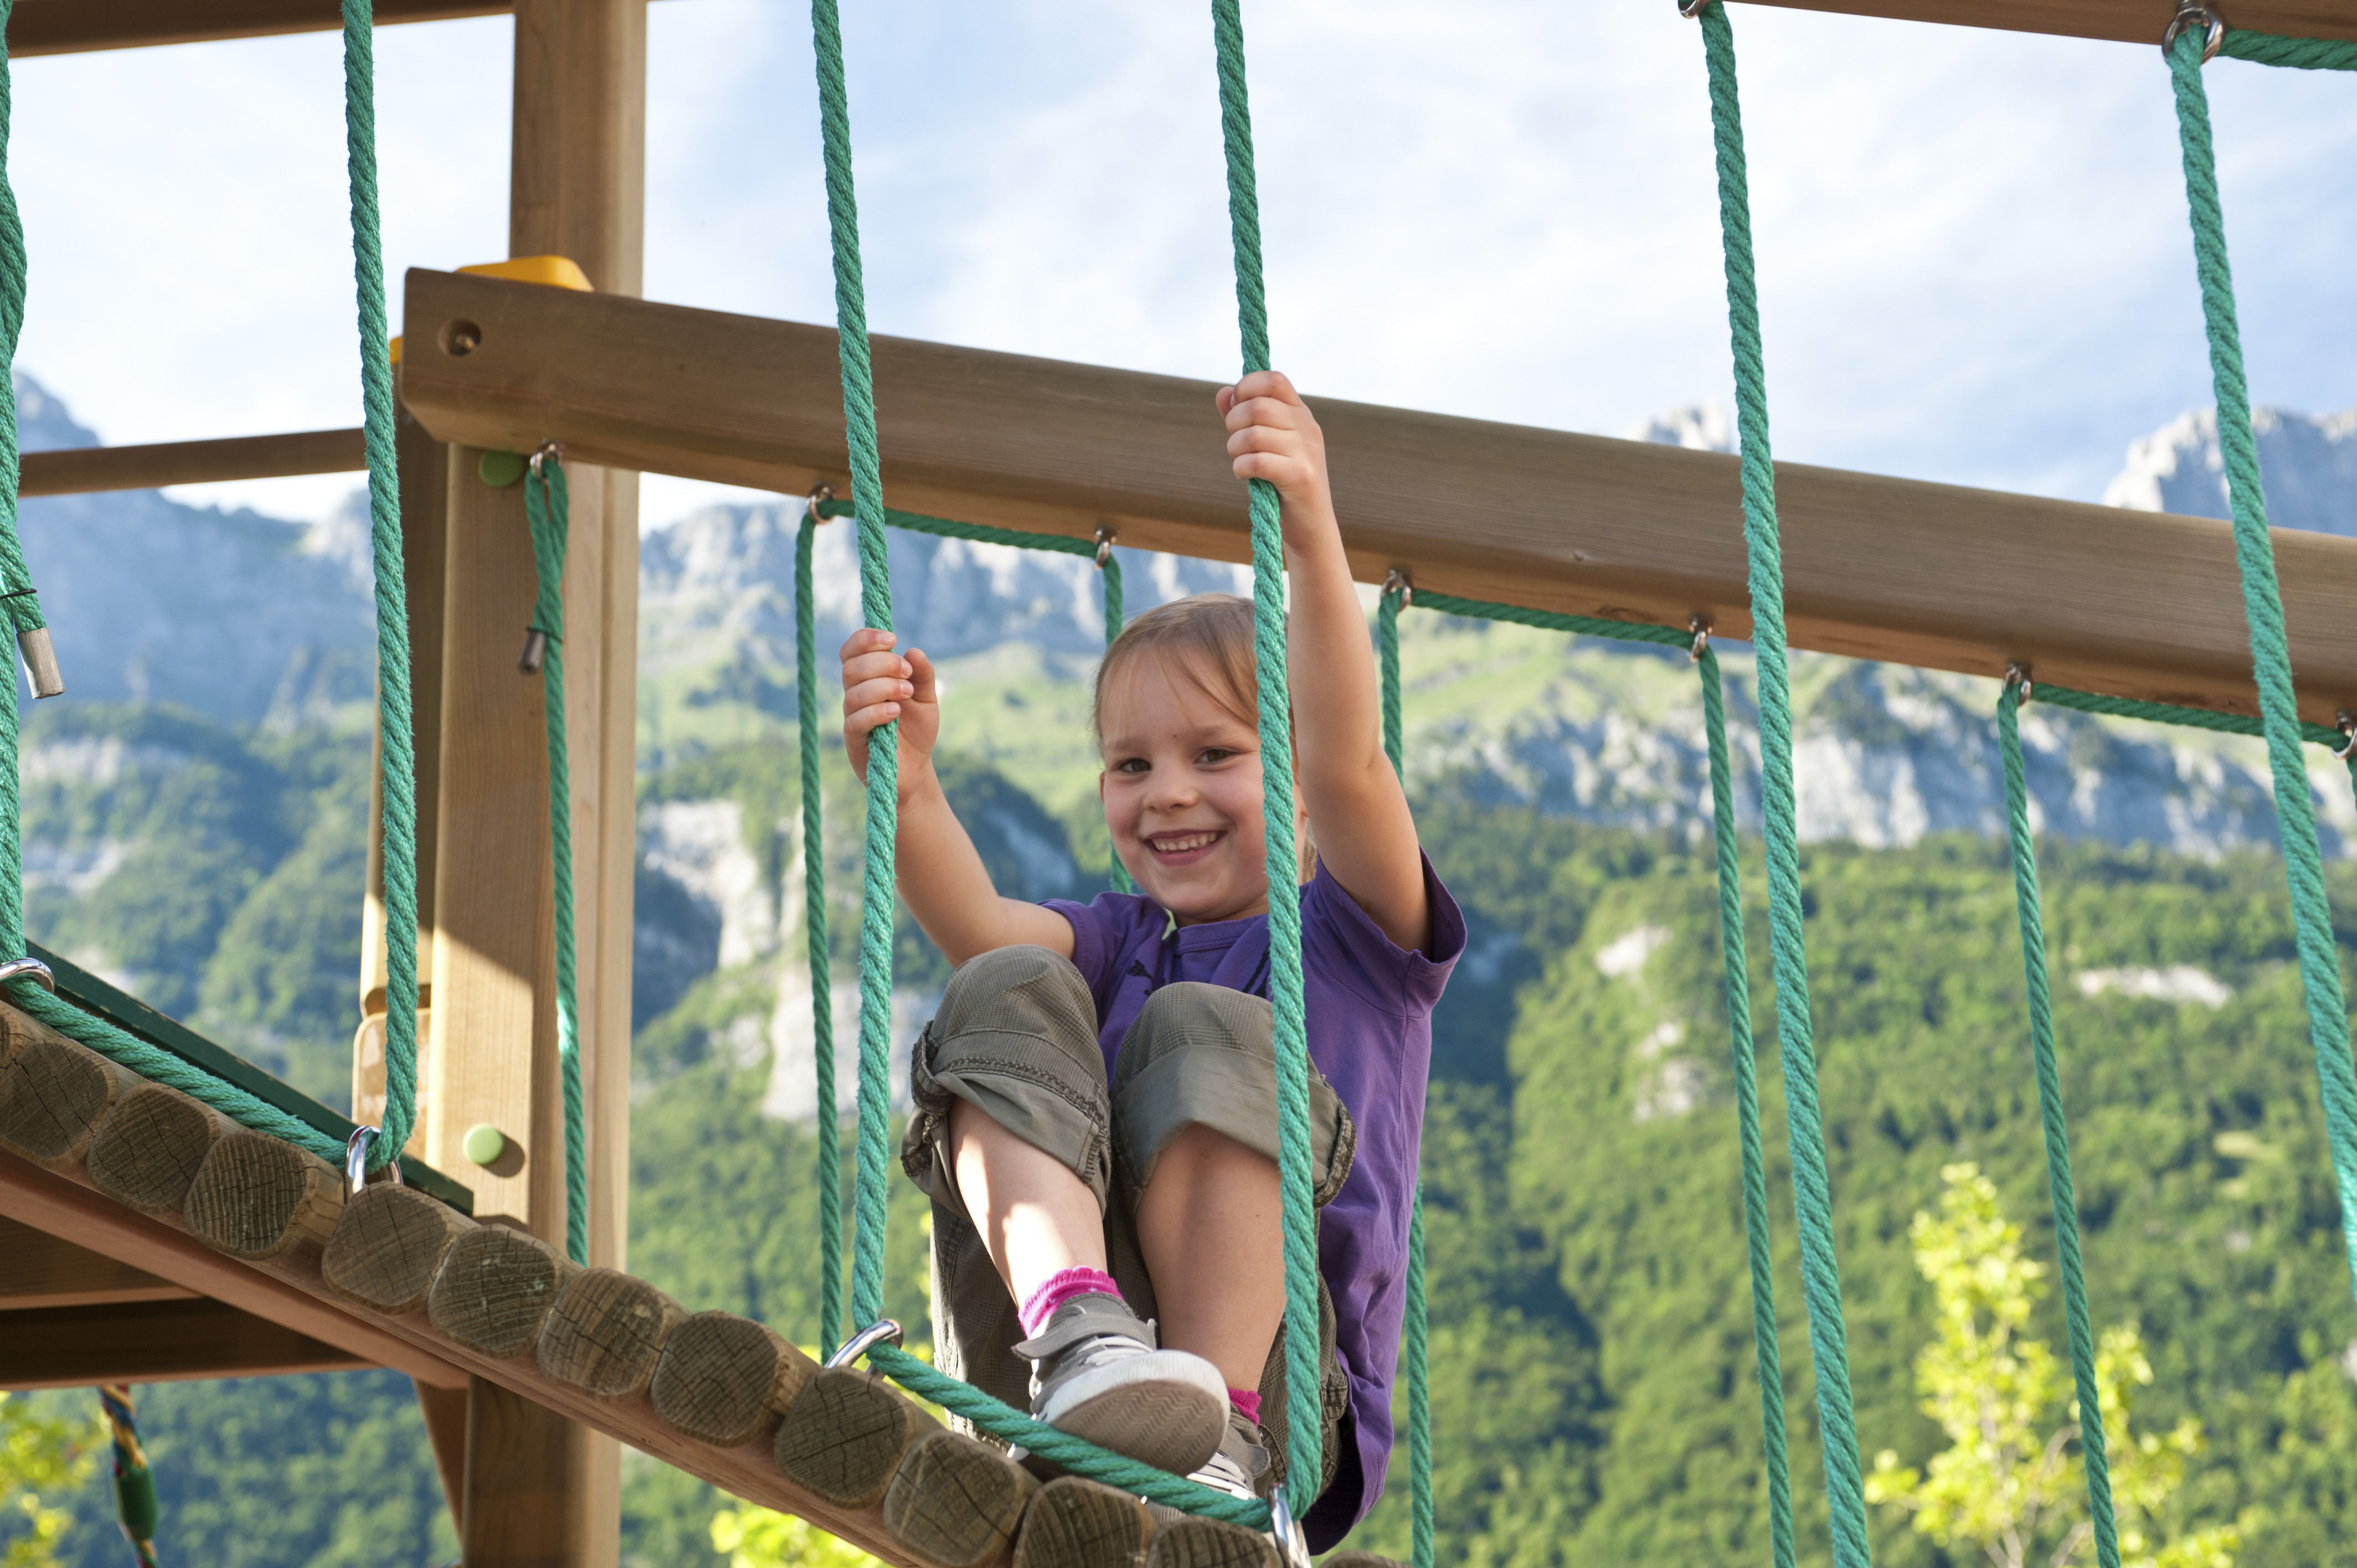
<box><xmin>2167</xmin><ymin>28</ymin><xmax>2357</xmax><ymax>1302</ymax></box>
<box><xmin>1376</xmin><ymin>582</ymin><xmax>1432</xmax><ymax>1568</ymax></box>
<box><xmin>341</xmin><ymin>0</ymin><xmax>420</xmax><ymax>1169</ymax></box>
<box><xmin>1693</xmin><ymin>9</ymin><xmax>1871</xmax><ymax>1564</ymax></box>
<box><xmin>810</xmin><ymin>0</ymin><xmax>900</xmax><ymax>1331</ymax></box>
<box><xmin>1996</xmin><ymin>679</ymin><xmax>2119</xmax><ymax>1565</ymax></box>
<box><xmin>524</xmin><ymin>457</ymin><xmax>587</xmax><ymax>1266</ymax></box>
<box><xmin>1208</xmin><ymin>0</ymin><xmax>1322</xmax><ymax>1512</ymax></box>
<box><xmin>99</xmin><ymin>1386</ymin><xmax>161</xmax><ymax>1568</ymax></box>
<box><xmin>1698</xmin><ymin>641</ymin><xmax>1797</xmax><ymax>1568</ymax></box>
<box><xmin>798</xmin><ymin>510</ymin><xmax>845</xmax><ymax>1359</ymax></box>
<box><xmin>1102</xmin><ymin>550</ymin><xmax>1134</xmax><ymax>895</ymax></box>
<box><xmin>0</xmin><ymin>0</ymin><xmax>53</xmax><ymax>973</ymax></box>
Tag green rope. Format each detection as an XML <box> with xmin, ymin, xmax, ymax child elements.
<box><xmin>1101</xmin><ymin>548</ymin><xmax>1133</xmax><ymax>895</ymax></box>
<box><xmin>339</xmin><ymin>0</ymin><xmax>421</xmax><ymax>1170</ymax></box>
<box><xmin>99</xmin><ymin>1386</ymin><xmax>159</xmax><ymax>1568</ymax></box>
<box><xmin>1996</xmin><ymin>677</ymin><xmax>2120</xmax><ymax>1566</ymax></box>
<box><xmin>0</xmin><ymin>0</ymin><xmax>55</xmax><ymax>974</ymax></box>
<box><xmin>1694</xmin><ymin>8</ymin><xmax>1872</xmax><ymax>1564</ymax></box>
<box><xmin>809</xmin><ymin>0</ymin><xmax>900</xmax><ymax>1334</ymax></box>
<box><xmin>524</xmin><ymin>456</ymin><xmax>588</xmax><ymax>1266</ymax></box>
<box><xmin>2221</xmin><ymin>28</ymin><xmax>2357</xmax><ymax>71</ymax></box>
<box><xmin>2168</xmin><ymin>30</ymin><xmax>2357</xmax><ymax>1298</ymax></box>
<box><xmin>797</xmin><ymin>508</ymin><xmax>844</xmax><ymax>1360</ymax></box>
<box><xmin>1375</xmin><ymin>582</ymin><xmax>1433</xmax><ymax>1568</ymax></box>
<box><xmin>1210</xmin><ymin>0</ymin><xmax>1322</xmax><ymax>1512</ymax></box>
<box><xmin>1699</xmin><ymin>638</ymin><xmax>1797</xmax><ymax>1568</ymax></box>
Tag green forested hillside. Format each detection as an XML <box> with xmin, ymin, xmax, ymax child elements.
<box><xmin>12</xmin><ymin>724</ymin><xmax>2357</xmax><ymax>1568</ymax></box>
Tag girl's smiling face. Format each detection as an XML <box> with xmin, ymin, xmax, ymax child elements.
<box><xmin>1097</xmin><ymin>657</ymin><xmax>1273</xmax><ymax>924</ymax></box>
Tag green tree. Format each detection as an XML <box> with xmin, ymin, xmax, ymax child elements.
<box><xmin>708</xmin><ymin>1507</ymin><xmax>882</xmax><ymax>1568</ymax></box>
<box><xmin>1866</xmin><ymin>1164</ymin><xmax>2238</xmax><ymax>1568</ymax></box>
<box><xmin>0</xmin><ymin>1394</ymin><xmax>98</xmax><ymax>1568</ymax></box>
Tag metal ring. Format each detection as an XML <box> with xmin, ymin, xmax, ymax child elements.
<box><xmin>824</xmin><ymin>1319</ymin><xmax>904</xmax><ymax>1370</ymax></box>
<box><xmin>0</xmin><ymin>956</ymin><xmax>55</xmax><ymax>992</ymax></box>
<box><xmin>1265</xmin><ymin>1488</ymin><xmax>1313</xmax><ymax>1568</ymax></box>
<box><xmin>528</xmin><ymin>440</ymin><xmax>564</xmax><ymax>476</ymax></box>
<box><xmin>1689</xmin><ymin>616</ymin><xmax>1712</xmax><ymax>664</ymax></box>
<box><xmin>1382</xmin><ymin>569</ymin><xmax>1413</xmax><ymax>608</ymax></box>
<box><xmin>1094</xmin><ymin>524</ymin><xmax>1116</xmax><ymax>569</ymax></box>
<box><xmin>806</xmin><ymin>483</ymin><xmax>836</xmax><ymax>527</ymax></box>
<box><xmin>344</xmin><ymin>1126</ymin><xmax>407</xmax><ymax>1196</ymax></box>
<box><xmin>1678</xmin><ymin>0</ymin><xmax>1715</xmax><ymax>15</ymax></box>
<box><xmin>2335</xmin><ymin>711</ymin><xmax>2357</xmax><ymax>762</ymax></box>
<box><xmin>2005</xmin><ymin>663</ymin><xmax>2034</xmax><ymax>705</ymax></box>
<box><xmin>2162</xmin><ymin>4</ymin><xmax>2225</xmax><ymax>63</ymax></box>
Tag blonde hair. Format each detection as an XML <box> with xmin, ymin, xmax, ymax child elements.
<box><xmin>1091</xmin><ymin>593</ymin><xmax>1314</xmax><ymax>884</ymax></box>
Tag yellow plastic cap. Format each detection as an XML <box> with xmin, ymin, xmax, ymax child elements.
<box><xmin>457</xmin><ymin>255</ymin><xmax>595</xmax><ymax>292</ymax></box>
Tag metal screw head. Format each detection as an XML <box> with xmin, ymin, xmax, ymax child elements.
<box><xmin>440</xmin><ymin>318</ymin><xmax>483</xmax><ymax>357</ymax></box>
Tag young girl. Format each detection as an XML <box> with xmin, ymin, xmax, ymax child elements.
<box><xmin>840</xmin><ymin>371</ymin><xmax>1462</xmax><ymax>1545</ymax></box>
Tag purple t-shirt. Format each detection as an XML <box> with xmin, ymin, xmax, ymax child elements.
<box><xmin>1046</xmin><ymin>853</ymin><xmax>1465</xmax><ymax>1545</ymax></box>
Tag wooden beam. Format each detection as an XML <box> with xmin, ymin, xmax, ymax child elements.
<box><xmin>18</xmin><ymin>429</ymin><xmax>364</xmax><ymax>498</ymax></box>
<box><xmin>398</xmin><ymin>266</ymin><xmax>2357</xmax><ymax>728</ymax></box>
<box><xmin>0</xmin><ymin>1214</ymin><xmax>197</xmax><ymax>1309</ymax></box>
<box><xmin>4</xmin><ymin>0</ymin><xmax>508</xmax><ymax>57</ymax></box>
<box><xmin>0</xmin><ymin>1146</ymin><xmax>469</xmax><ymax>1389</ymax></box>
<box><xmin>1732</xmin><ymin>1</ymin><xmax>2357</xmax><ymax>47</ymax></box>
<box><xmin>0</xmin><ymin>1297</ymin><xmax>364</xmax><ymax>1390</ymax></box>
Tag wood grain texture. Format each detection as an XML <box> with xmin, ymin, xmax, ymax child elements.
<box><xmin>884</xmin><ymin>1431</ymin><xmax>1040</xmax><ymax>1568</ymax></box>
<box><xmin>0</xmin><ymin>1214</ymin><xmax>195</xmax><ymax>1309</ymax></box>
<box><xmin>0</xmin><ymin>1024</ymin><xmax>127</xmax><ymax>1168</ymax></box>
<box><xmin>416</xmin><ymin>1378</ymin><xmax>470</xmax><ymax>1533</ymax></box>
<box><xmin>0</xmin><ymin>1146</ymin><xmax>466</xmax><ymax>1386</ymax></box>
<box><xmin>649</xmin><ymin>1311</ymin><xmax>813</xmax><ymax>1447</ymax></box>
<box><xmin>184</xmin><ymin>1129</ymin><xmax>345</xmax><ymax>1261</ymax></box>
<box><xmin>464</xmin><ymin>1374</ymin><xmax>591</xmax><ymax>1568</ymax></box>
<box><xmin>1320</xmin><ymin>1554</ymin><xmax>1408</xmax><ymax>1568</ymax></box>
<box><xmin>778</xmin><ymin>1368</ymin><xmax>939</xmax><ymax>1509</ymax></box>
<box><xmin>323</xmin><ymin>1182</ymin><xmax>476</xmax><ymax>1314</ymax></box>
<box><xmin>86</xmin><ymin>1083</ymin><xmax>222</xmax><ymax>1215</ymax></box>
<box><xmin>429</xmin><ymin>1220</ymin><xmax>578</xmax><ymax>1358</ymax></box>
<box><xmin>1734</xmin><ymin>0</ymin><xmax>2357</xmax><ymax>45</ymax></box>
<box><xmin>1140</xmin><ymin>1517</ymin><xmax>1277</xmax><ymax>1568</ymax></box>
<box><xmin>401</xmin><ymin>266</ymin><xmax>2357</xmax><ymax>726</ymax></box>
<box><xmin>0</xmin><ymin>1297</ymin><xmax>364</xmax><ymax>1389</ymax></box>
<box><xmin>1013</xmin><ymin>1477</ymin><xmax>1156</xmax><ymax>1568</ymax></box>
<box><xmin>4</xmin><ymin>0</ymin><xmax>507</xmax><ymax>55</ymax></box>
<box><xmin>537</xmin><ymin>1266</ymin><xmax>683</xmax><ymax>1397</ymax></box>
<box><xmin>18</xmin><ymin>429</ymin><xmax>363</xmax><ymax>496</ymax></box>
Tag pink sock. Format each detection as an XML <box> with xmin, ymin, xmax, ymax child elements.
<box><xmin>1019</xmin><ymin>1267</ymin><xmax>1124</xmax><ymax>1338</ymax></box>
<box><xmin>1228</xmin><ymin>1389</ymin><xmax>1262</xmax><ymax>1426</ymax></box>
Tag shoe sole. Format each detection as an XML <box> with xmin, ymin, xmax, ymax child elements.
<box><xmin>1036</xmin><ymin>1350</ymin><xmax>1229</xmax><ymax>1476</ymax></box>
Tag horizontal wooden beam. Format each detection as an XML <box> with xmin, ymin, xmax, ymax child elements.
<box><xmin>0</xmin><ymin>1214</ymin><xmax>197</xmax><ymax>1309</ymax></box>
<box><xmin>398</xmin><ymin>267</ymin><xmax>2357</xmax><ymax>727</ymax></box>
<box><xmin>0</xmin><ymin>1148</ymin><xmax>470</xmax><ymax>1389</ymax></box>
<box><xmin>1733</xmin><ymin>1</ymin><xmax>2357</xmax><ymax>47</ymax></box>
<box><xmin>0</xmin><ymin>1297</ymin><xmax>364</xmax><ymax>1390</ymax></box>
<box><xmin>18</xmin><ymin>429</ymin><xmax>366</xmax><ymax>497</ymax></box>
<box><xmin>5</xmin><ymin>0</ymin><xmax>507</xmax><ymax>57</ymax></box>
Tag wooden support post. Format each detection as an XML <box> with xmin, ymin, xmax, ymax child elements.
<box><xmin>416</xmin><ymin>1379</ymin><xmax>471</xmax><ymax>1535</ymax></box>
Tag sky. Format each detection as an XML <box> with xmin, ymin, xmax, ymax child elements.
<box><xmin>8</xmin><ymin>0</ymin><xmax>2356</xmax><ymax>531</ymax></box>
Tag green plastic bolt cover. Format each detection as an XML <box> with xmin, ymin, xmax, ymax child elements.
<box><xmin>462</xmin><ymin>1123</ymin><xmax>508</xmax><ymax>1167</ymax></box>
<box><xmin>477</xmin><ymin>449</ymin><xmax>528</xmax><ymax>489</ymax></box>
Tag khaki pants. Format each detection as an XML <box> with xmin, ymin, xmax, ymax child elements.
<box><xmin>902</xmin><ymin>944</ymin><xmax>1357</xmax><ymax>1493</ymax></box>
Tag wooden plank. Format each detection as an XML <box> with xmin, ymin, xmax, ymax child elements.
<box><xmin>399</xmin><ymin>265</ymin><xmax>2357</xmax><ymax>727</ymax></box>
<box><xmin>0</xmin><ymin>1213</ymin><xmax>196</xmax><ymax>1309</ymax></box>
<box><xmin>5</xmin><ymin>0</ymin><xmax>508</xmax><ymax>56</ymax></box>
<box><xmin>0</xmin><ymin>1146</ymin><xmax>467</xmax><ymax>1388</ymax></box>
<box><xmin>0</xmin><ymin>1297</ymin><xmax>364</xmax><ymax>1390</ymax></box>
<box><xmin>18</xmin><ymin>429</ymin><xmax>364</xmax><ymax>498</ymax></box>
<box><xmin>417</xmin><ymin>1379</ymin><xmax>471</xmax><ymax>1533</ymax></box>
<box><xmin>1732</xmin><ymin>1</ymin><xmax>2357</xmax><ymax>47</ymax></box>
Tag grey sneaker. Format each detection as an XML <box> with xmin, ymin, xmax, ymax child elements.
<box><xmin>1013</xmin><ymin>1293</ymin><xmax>1228</xmax><ymax>1476</ymax></box>
<box><xmin>1185</xmin><ymin>1409</ymin><xmax>1275</xmax><ymax>1501</ymax></box>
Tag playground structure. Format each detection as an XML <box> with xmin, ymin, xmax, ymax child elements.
<box><xmin>2</xmin><ymin>4</ymin><xmax>2356</xmax><ymax>1568</ymax></box>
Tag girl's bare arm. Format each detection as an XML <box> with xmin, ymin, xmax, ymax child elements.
<box><xmin>1218</xmin><ymin>372</ymin><xmax>1431</xmax><ymax>953</ymax></box>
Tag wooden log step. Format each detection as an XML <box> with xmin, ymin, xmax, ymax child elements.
<box><xmin>322</xmin><ymin>1181</ymin><xmax>475</xmax><ymax>1314</ymax></box>
<box><xmin>1141</xmin><ymin>1514</ymin><xmax>1276</xmax><ymax>1568</ymax></box>
<box><xmin>1013</xmin><ymin>1477</ymin><xmax>1156</xmax><ymax>1568</ymax></box>
<box><xmin>884</xmin><ymin>1429</ymin><xmax>1039</xmax><ymax>1568</ymax></box>
<box><xmin>1321</xmin><ymin>1554</ymin><xmax>1408</xmax><ymax>1568</ymax></box>
<box><xmin>184</xmin><ymin>1130</ymin><xmax>344</xmax><ymax>1260</ymax></box>
<box><xmin>427</xmin><ymin>1221</ymin><xmax>577</xmax><ymax>1358</ymax></box>
<box><xmin>537</xmin><ymin>1266</ymin><xmax>685</xmax><ymax>1397</ymax></box>
<box><xmin>778</xmin><ymin>1367</ymin><xmax>938</xmax><ymax>1509</ymax></box>
<box><xmin>86</xmin><ymin>1082</ymin><xmax>222</xmax><ymax>1215</ymax></box>
<box><xmin>649</xmin><ymin>1310</ymin><xmax>814</xmax><ymax>1447</ymax></box>
<box><xmin>0</xmin><ymin>1022</ymin><xmax>130</xmax><ymax>1169</ymax></box>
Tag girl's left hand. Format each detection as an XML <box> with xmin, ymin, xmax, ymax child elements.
<box><xmin>1217</xmin><ymin>370</ymin><xmax>1336</xmax><ymax>547</ymax></box>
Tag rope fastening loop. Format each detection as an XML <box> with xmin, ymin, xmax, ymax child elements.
<box><xmin>1678</xmin><ymin>0</ymin><xmax>1716</xmax><ymax>14</ymax></box>
<box><xmin>2006</xmin><ymin>662</ymin><xmax>2034</xmax><ymax>704</ymax></box>
<box><xmin>1267</xmin><ymin>1487</ymin><xmax>1314</xmax><ymax>1568</ymax></box>
<box><xmin>2335</xmin><ymin>711</ymin><xmax>2357</xmax><ymax>762</ymax></box>
<box><xmin>528</xmin><ymin>440</ymin><xmax>563</xmax><ymax>476</ymax></box>
<box><xmin>1689</xmin><ymin>615</ymin><xmax>1712</xmax><ymax>663</ymax></box>
<box><xmin>806</xmin><ymin>483</ymin><xmax>835</xmax><ymax>528</ymax></box>
<box><xmin>1094</xmin><ymin>524</ymin><xmax>1116</xmax><ymax>568</ymax></box>
<box><xmin>1382</xmin><ymin>568</ymin><xmax>1414</xmax><ymax>607</ymax></box>
<box><xmin>343</xmin><ymin>1126</ymin><xmax>406</xmax><ymax>1195</ymax></box>
<box><xmin>0</xmin><ymin>955</ymin><xmax>54</xmax><ymax>992</ymax></box>
<box><xmin>2164</xmin><ymin>3</ymin><xmax>2226</xmax><ymax>62</ymax></box>
<box><xmin>824</xmin><ymin>1319</ymin><xmax>904</xmax><ymax>1370</ymax></box>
